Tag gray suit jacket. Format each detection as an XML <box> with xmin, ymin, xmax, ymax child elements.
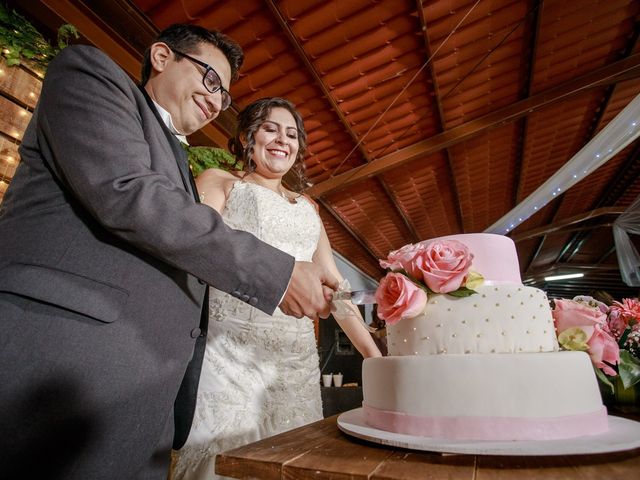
<box><xmin>0</xmin><ymin>45</ymin><xmax>294</xmax><ymax>479</ymax></box>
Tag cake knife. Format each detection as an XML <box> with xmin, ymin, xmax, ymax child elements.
<box><xmin>331</xmin><ymin>289</ymin><xmax>377</xmax><ymax>305</ymax></box>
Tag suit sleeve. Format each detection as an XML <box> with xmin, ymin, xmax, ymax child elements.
<box><xmin>35</xmin><ymin>45</ymin><xmax>293</xmax><ymax>314</ymax></box>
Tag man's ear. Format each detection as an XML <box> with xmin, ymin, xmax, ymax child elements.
<box><xmin>149</xmin><ymin>42</ymin><xmax>172</xmax><ymax>73</ymax></box>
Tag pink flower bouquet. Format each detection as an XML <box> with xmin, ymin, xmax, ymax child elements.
<box><xmin>375</xmin><ymin>239</ymin><xmax>482</xmax><ymax>324</ymax></box>
<box><xmin>552</xmin><ymin>296</ymin><xmax>640</xmax><ymax>392</ymax></box>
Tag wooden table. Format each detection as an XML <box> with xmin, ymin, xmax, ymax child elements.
<box><xmin>216</xmin><ymin>414</ymin><xmax>640</xmax><ymax>479</ymax></box>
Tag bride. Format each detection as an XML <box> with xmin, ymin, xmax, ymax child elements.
<box><xmin>170</xmin><ymin>97</ymin><xmax>381</xmax><ymax>480</ymax></box>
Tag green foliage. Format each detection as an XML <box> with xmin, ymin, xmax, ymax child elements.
<box><xmin>618</xmin><ymin>349</ymin><xmax>640</xmax><ymax>390</ymax></box>
<box><xmin>184</xmin><ymin>145</ymin><xmax>243</xmax><ymax>177</ymax></box>
<box><xmin>0</xmin><ymin>4</ymin><xmax>78</xmax><ymax>73</ymax></box>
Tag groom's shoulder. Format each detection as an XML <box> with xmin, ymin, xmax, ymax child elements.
<box><xmin>50</xmin><ymin>45</ymin><xmax>127</xmax><ymax>77</ymax></box>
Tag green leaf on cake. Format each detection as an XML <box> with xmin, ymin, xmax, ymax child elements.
<box><xmin>447</xmin><ymin>287</ymin><xmax>478</xmax><ymax>298</ymax></box>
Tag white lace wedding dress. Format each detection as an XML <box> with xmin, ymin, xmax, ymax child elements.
<box><xmin>171</xmin><ymin>181</ymin><xmax>324</xmax><ymax>480</ymax></box>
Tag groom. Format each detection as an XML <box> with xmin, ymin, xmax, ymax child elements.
<box><xmin>0</xmin><ymin>24</ymin><xmax>336</xmax><ymax>479</ymax></box>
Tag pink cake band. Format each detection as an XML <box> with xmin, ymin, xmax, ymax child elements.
<box><xmin>362</xmin><ymin>403</ymin><xmax>609</xmax><ymax>441</ymax></box>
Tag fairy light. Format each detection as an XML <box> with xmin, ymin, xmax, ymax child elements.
<box><xmin>486</xmin><ymin>92</ymin><xmax>640</xmax><ymax>235</ymax></box>
<box><xmin>544</xmin><ymin>273</ymin><xmax>584</xmax><ymax>282</ymax></box>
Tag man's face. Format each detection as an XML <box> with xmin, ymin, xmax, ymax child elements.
<box><xmin>151</xmin><ymin>43</ymin><xmax>232</xmax><ymax>135</ymax></box>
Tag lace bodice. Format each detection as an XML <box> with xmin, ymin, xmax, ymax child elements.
<box><xmin>170</xmin><ymin>180</ymin><xmax>324</xmax><ymax>480</ymax></box>
<box><xmin>222</xmin><ymin>181</ymin><xmax>321</xmax><ymax>261</ymax></box>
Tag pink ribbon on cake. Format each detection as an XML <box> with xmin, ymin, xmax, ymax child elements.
<box><xmin>362</xmin><ymin>404</ymin><xmax>609</xmax><ymax>441</ymax></box>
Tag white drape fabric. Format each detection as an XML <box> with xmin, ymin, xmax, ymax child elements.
<box><xmin>613</xmin><ymin>193</ymin><xmax>640</xmax><ymax>286</ymax></box>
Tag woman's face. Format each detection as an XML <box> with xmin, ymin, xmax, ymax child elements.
<box><xmin>250</xmin><ymin>107</ymin><xmax>300</xmax><ymax>179</ymax></box>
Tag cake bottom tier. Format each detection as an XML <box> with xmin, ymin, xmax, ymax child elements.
<box><xmin>362</xmin><ymin>352</ymin><xmax>608</xmax><ymax>441</ymax></box>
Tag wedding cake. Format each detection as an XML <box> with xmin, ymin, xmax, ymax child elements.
<box><xmin>362</xmin><ymin>233</ymin><xmax>608</xmax><ymax>441</ymax></box>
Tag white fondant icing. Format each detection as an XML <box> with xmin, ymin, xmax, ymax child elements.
<box><xmin>363</xmin><ymin>353</ymin><xmax>602</xmax><ymax>418</ymax></box>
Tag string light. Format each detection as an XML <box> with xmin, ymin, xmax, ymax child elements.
<box><xmin>486</xmin><ymin>92</ymin><xmax>640</xmax><ymax>235</ymax></box>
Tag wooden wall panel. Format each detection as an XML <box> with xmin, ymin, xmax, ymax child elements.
<box><xmin>0</xmin><ymin>97</ymin><xmax>32</xmax><ymax>141</ymax></box>
<box><xmin>0</xmin><ymin>58</ymin><xmax>41</xmax><ymax>109</ymax></box>
<box><xmin>0</xmin><ymin>137</ymin><xmax>19</xmax><ymax>181</ymax></box>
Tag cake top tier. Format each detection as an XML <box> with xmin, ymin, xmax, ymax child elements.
<box><xmin>432</xmin><ymin>233</ymin><xmax>521</xmax><ymax>284</ymax></box>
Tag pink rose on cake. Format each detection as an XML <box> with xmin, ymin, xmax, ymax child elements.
<box><xmin>379</xmin><ymin>239</ymin><xmax>481</xmax><ymax>295</ymax></box>
<box><xmin>375</xmin><ymin>239</ymin><xmax>483</xmax><ymax>324</ymax></box>
<box><xmin>413</xmin><ymin>239</ymin><xmax>474</xmax><ymax>294</ymax></box>
<box><xmin>380</xmin><ymin>242</ymin><xmax>428</xmax><ymax>279</ymax></box>
<box><xmin>375</xmin><ymin>272</ymin><xmax>427</xmax><ymax>325</ymax></box>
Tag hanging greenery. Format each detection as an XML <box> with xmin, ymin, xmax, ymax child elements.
<box><xmin>0</xmin><ymin>4</ymin><xmax>78</xmax><ymax>74</ymax></box>
<box><xmin>184</xmin><ymin>145</ymin><xmax>243</xmax><ymax>176</ymax></box>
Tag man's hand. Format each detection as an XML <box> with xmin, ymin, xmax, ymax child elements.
<box><xmin>279</xmin><ymin>261</ymin><xmax>339</xmax><ymax>320</ymax></box>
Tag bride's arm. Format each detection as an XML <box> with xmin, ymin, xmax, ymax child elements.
<box><xmin>194</xmin><ymin>168</ymin><xmax>237</xmax><ymax>213</ymax></box>
<box><xmin>313</xmin><ymin>224</ymin><xmax>382</xmax><ymax>359</ymax></box>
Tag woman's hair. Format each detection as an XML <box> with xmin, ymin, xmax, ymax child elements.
<box><xmin>228</xmin><ymin>97</ymin><xmax>308</xmax><ymax>192</ymax></box>
<box><xmin>140</xmin><ymin>23</ymin><xmax>244</xmax><ymax>86</ymax></box>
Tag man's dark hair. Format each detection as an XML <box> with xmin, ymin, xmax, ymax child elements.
<box><xmin>140</xmin><ymin>24</ymin><xmax>244</xmax><ymax>86</ymax></box>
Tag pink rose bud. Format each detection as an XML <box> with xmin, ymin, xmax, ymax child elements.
<box><xmin>413</xmin><ymin>240</ymin><xmax>473</xmax><ymax>293</ymax></box>
<box><xmin>380</xmin><ymin>242</ymin><xmax>427</xmax><ymax>281</ymax></box>
<box><xmin>375</xmin><ymin>272</ymin><xmax>427</xmax><ymax>325</ymax></box>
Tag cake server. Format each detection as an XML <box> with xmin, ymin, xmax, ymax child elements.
<box><xmin>332</xmin><ymin>289</ymin><xmax>378</xmax><ymax>305</ymax></box>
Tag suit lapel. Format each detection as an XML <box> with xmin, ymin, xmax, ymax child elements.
<box><xmin>139</xmin><ymin>87</ymin><xmax>198</xmax><ymax>201</ymax></box>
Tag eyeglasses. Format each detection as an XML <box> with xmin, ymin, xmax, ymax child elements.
<box><xmin>171</xmin><ymin>48</ymin><xmax>232</xmax><ymax>111</ymax></box>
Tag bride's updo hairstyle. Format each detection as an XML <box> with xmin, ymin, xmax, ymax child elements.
<box><xmin>228</xmin><ymin>97</ymin><xmax>309</xmax><ymax>192</ymax></box>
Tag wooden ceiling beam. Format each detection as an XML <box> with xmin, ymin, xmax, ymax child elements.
<box><xmin>513</xmin><ymin>0</ymin><xmax>543</xmax><ymax>204</ymax></box>
<box><xmin>308</xmin><ymin>52</ymin><xmax>640</xmax><ymax>197</ymax></box>
<box><xmin>317</xmin><ymin>199</ymin><xmax>383</xmax><ymax>266</ymax></box>
<box><xmin>512</xmin><ymin>207</ymin><xmax>625</xmax><ymax>242</ymax></box>
<box><xmin>264</xmin><ymin>0</ymin><xmax>420</xmax><ymax>249</ymax></box>
<box><xmin>526</xmin><ymin>27</ymin><xmax>640</xmax><ymax>270</ymax></box>
<box><xmin>415</xmin><ymin>0</ymin><xmax>464</xmax><ymax>233</ymax></box>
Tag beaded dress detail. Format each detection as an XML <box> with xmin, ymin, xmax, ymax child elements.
<box><xmin>171</xmin><ymin>181</ymin><xmax>323</xmax><ymax>480</ymax></box>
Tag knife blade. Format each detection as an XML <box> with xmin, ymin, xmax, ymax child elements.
<box><xmin>332</xmin><ymin>289</ymin><xmax>378</xmax><ymax>305</ymax></box>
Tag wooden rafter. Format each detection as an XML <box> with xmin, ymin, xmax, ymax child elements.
<box><xmin>526</xmin><ymin>28</ymin><xmax>640</xmax><ymax>270</ymax></box>
<box><xmin>264</xmin><ymin>0</ymin><xmax>419</xmax><ymax>254</ymax></box>
<box><xmin>308</xmin><ymin>51</ymin><xmax>640</xmax><ymax>197</ymax></box>
<box><xmin>317</xmin><ymin>199</ymin><xmax>382</xmax><ymax>264</ymax></box>
<box><xmin>415</xmin><ymin>0</ymin><xmax>464</xmax><ymax>233</ymax></box>
<box><xmin>512</xmin><ymin>207</ymin><xmax>625</xmax><ymax>242</ymax></box>
<box><xmin>513</xmin><ymin>0</ymin><xmax>543</xmax><ymax>205</ymax></box>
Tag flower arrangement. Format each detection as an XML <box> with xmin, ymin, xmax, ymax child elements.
<box><xmin>551</xmin><ymin>296</ymin><xmax>640</xmax><ymax>394</ymax></box>
<box><xmin>375</xmin><ymin>239</ymin><xmax>483</xmax><ymax>325</ymax></box>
